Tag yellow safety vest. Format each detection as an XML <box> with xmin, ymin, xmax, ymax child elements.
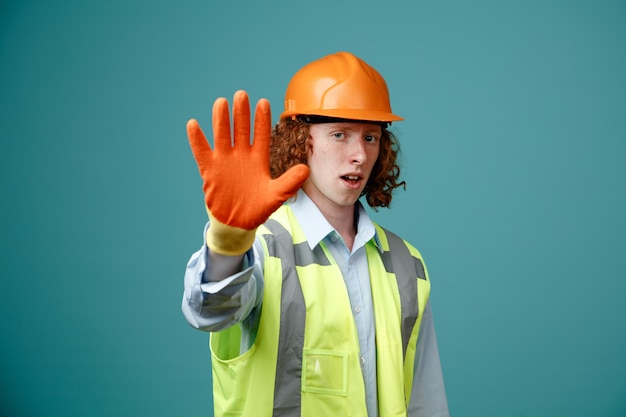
<box><xmin>209</xmin><ymin>205</ymin><xmax>431</xmax><ymax>417</ymax></box>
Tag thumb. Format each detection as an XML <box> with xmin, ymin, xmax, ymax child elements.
<box><xmin>186</xmin><ymin>119</ymin><xmax>212</xmax><ymax>164</ymax></box>
<box><xmin>269</xmin><ymin>164</ymin><xmax>310</xmax><ymax>200</ymax></box>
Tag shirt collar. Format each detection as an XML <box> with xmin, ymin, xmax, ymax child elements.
<box><xmin>288</xmin><ymin>189</ymin><xmax>381</xmax><ymax>253</ymax></box>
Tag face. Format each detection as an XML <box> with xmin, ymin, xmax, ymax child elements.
<box><xmin>303</xmin><ymin>122</ymin><xmax>381</xmax><ymax>213</ymax></box>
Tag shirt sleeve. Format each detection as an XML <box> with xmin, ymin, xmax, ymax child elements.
<box><xmin>181</xmin><ymin>222</ymin><xmax>264</xmax><ymax>333</ymax></box>
<box><xmin>408</xmin><ymin>300</ymin><xmax>450</xmax><ymax>417</ymax></box>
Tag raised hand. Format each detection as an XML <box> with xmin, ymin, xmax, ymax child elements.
<box><xmin>187</xmin><ymin>90</ymin><xmax>309</xmax><ymax>254</ymax></box>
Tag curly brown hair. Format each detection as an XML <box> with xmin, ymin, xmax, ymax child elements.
<box><xmin>269</xmin><ymin>118</ymin><xmax>406</xmax><ymax>209</ymax></box>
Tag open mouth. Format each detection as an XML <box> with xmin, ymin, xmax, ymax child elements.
<box><xmin>341</xmin><ymin>175</ymin><xmax>363</xmax><ymax>187</ymax></box>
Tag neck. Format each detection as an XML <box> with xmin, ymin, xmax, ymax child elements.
<box><xmin>327</xmin><ymin>209</ymin><xmax>357</xmax><ymax>251</ymax></box>
<box><xmin>303</xmin><ymin>191</ymin><xmax>358</xmax><ymax>251</ymax></box>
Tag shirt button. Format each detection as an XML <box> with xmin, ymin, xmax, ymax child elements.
<box><xmin>360</xmin><ymin>356</ymin><xmax>365</xmax><ymax>368</ymax></box>
<box><xmin>354</xmin><ymin>306</ymin><xmax>361</xmax><ymax>313</ymax></box>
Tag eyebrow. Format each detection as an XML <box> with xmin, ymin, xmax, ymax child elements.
<box><xmin>325</xmin><ymin>123</ymin><xmax>382</xmax><ymax>135</ymax></box>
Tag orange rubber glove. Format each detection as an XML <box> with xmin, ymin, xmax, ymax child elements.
<box><xmin>187</xmin><ymin>90</ymin><xmax>309</xmax><ymax>255</ymax></box>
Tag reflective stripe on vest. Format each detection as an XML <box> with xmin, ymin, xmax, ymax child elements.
<box><xmin>209</xmin><ymin>205</ymin><xmax>430</xmax><ymax>417</ymax></box>
<box><xmin>378</xmin><ymin>226</ymin><xmax>426</xmax><ymax>361</ymax></box>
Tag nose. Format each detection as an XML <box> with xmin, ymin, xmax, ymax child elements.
<box><xmin>350</xmin><ymin>138</ymin><xmax>367</xmax><ymax>165</ymax></box>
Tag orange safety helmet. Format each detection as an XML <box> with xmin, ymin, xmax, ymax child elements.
<box><xmin>280</xmin><ymin>51</ymin><xmax>403</xmax><ymax>123</ymax></box>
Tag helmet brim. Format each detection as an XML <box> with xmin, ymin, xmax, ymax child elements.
<box><xmin>281</xmin><ymin>108</ymin><xmax>403</xmax><ymax>123</ymax></box>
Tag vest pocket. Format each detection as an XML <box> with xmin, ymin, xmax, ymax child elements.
<box><xmin>301</xmin><ymin>349</ymin><xmax>348</xmax><ymax>396</ymax></box>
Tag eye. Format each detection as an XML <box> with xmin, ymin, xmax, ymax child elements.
<box><xmin>364</xmin><ymin>135</ymin><xmax>379</xmax><ymax>143</ymax></box>
<box><xmin>332</xmin><ymin>132</ymin><xmax>346</xmax><ymax>140</ymax></box>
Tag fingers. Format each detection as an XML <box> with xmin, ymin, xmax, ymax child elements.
<box><xmin>212</xmin><ymin>97</ymin><xmax>232</xmax><ymax>152</ymax></box>
<box><xmin>233</xmin><ymin>90</ymin><xmax>251</xmax><ymax>151</ymax></box>
<box><xmin>212</xmin><ymin>91</ymin><xmax>271</xmax><ymax>156</ymax></box>
<box><xmin>253</xmin><ymin>98</ymin><xmax>271</xmax><ymax>156</ymax></box>
<box><xmin>213</xmin><ymin>91</ymin><xmax>257</xmax><ymax>152</ymax></box>
<box><xmin>270</xmin><ymin>164</ymin><xmax>310</xmax><ymax>200</ymax></box>
<box><xmin>186</xmin><ymin>119</ymin><xmax>212</xmax><ymax>164</ymax></box>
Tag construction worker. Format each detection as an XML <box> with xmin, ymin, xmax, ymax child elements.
<box><xmin>182</xmin><ymin>51</ymin><xmax>449</xmax><ymax>417</ymax></box>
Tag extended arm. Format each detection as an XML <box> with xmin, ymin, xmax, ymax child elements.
<box><xmin>181</xmin><ymin>226</ymin><xmax>261</xmax><ymax>332</ymax></box>
<box><xmin>182</xmin><ymin>90</ymin><xmax>309</xmax><ymax>331</ymax></box>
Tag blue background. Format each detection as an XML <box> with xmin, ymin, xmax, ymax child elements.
<box><xmin>1</xmin><ymin>0</ymin><xmax>625</xmax><ymax>416</ymax></box>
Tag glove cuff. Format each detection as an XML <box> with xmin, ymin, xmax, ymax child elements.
<box><xmin>206</xmin><ymin>210</ymin><xmax>257</xmax><ymax>256</ymax></box>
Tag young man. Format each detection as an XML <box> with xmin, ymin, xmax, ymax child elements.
<box><xmin>182</xmin><ymin>52</ymin><xmax>449</xmax><ymax>417</ymax></box>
